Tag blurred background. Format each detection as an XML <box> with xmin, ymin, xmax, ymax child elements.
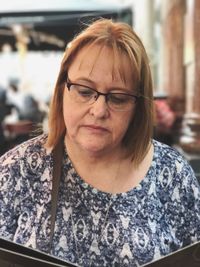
<box><xmin>0</xmin><ymin>0</ymin><xmax>199</xmax><ymax>179</ymax></box>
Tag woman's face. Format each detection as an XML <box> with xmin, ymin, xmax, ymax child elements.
<box><xmin>63</xmin><ymin>44</ymin><xmax>136</xmax><ymax>157</ymax></box>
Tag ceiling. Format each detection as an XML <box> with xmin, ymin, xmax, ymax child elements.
<box><xmin>0</xmin><ymin>0</ymin><xmax>133</xmax><ymax>51</ymax></box>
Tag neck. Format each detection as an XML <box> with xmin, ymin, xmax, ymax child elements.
<box><xmin>64</xmin><ymin>135</ymin><xmax>153</xmax><ymax>194</ymax></box>
<box><xmin>64</xmin><ymin>136</ymin><xmax>125</xmax><ymax>166</ymax></box>
<box><xmin>64</xmin><ymin>135</ymin><xmax>128</xmax><ymax>193</ymax></box>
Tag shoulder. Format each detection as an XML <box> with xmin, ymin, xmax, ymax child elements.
<box><xmin>0</xmin><ymin>134</ymin><xmax>52</xmax><ymax>174</ymax></box>
<box><xmin>152</xmin><ymin>141</ymin><xmax>200</xmax><ymax>216</ymax></box>
<box><xmin>1</xmin><ymin>133</ymin><xmax>48</xmax><ymax>156</ymax></box>
<box><xmin>152</xmin><ymin>139</ymin><xmax>196</xmax><ymax>178</ymax></box>
<box><xmin>153</xmin><ymin>139</ymin><xmax>191</xmax><ymax>168</ymax></box>
<box><xmin>151</xmin><ymin>140</ymin><xmax>200</xmax><ymax>217</ymax></box>
<box><xmin>153</xmin><ymin>139</ymin><xmax>181</xmax><ymax>158</ymax></box>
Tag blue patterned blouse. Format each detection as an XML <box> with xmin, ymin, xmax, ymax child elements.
<box><xmin>0</xmin><ymin>134</ymin><xmax>200</xmax><ymax>267</ymax></box>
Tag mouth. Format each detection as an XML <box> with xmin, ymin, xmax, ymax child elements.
<box><xmin>83</xmin><ymin>124</ymin><xmax>109</xmax><ymax>132</ymax></box>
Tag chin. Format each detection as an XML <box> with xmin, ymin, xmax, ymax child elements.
<box><xmin>81</xmin><ymin>142</ymin><xmax>109</xmax><ymax>154</ymax></box>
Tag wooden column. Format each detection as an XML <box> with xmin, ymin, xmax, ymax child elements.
<box><xmin>180</xmin><ymin>0</ymin><xmax>200</xmax><ymax>153</ymax></box>
<box><xmin>162</xmin><ymin>0</ymin><xmax>186</xmax><ymax>142</ymax></box>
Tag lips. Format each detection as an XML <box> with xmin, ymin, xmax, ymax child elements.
<box><xmin>83</xmin><ymin>124</ymin><xmax>109</xmax><ymax>132</ymax></box>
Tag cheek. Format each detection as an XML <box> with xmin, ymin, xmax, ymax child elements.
<box><xmin>63</xmin><ymin>105</ymin><xmax>79</xmax><ymax>131</ymax></box>
<box><xmin>63</xmin><ymin>109</ymin><xmax>73</xmax><ymax>129</ymax></box>
<box><xmin>117</xmin><ymin>119</ymin><xmax>131</xmax><ymax>136</ymax></box>
<box><xmin>63</xmin><ymin>94</ymin><xmax>86</xmax><ymax>132</ymax></box>
<box><xmin>114</xmin><ymin>110</ymin><xmax>134</xmax><ymax>139</ymax></box>
<box><xmin>122</xmin><ymin>107</ymin><xmax>135</xmax><ymax>128</ymax></box>
<box><xmin>62</xmin><ymin>95</ymin><xmax>75</xmax><ymax>130</ymax></box>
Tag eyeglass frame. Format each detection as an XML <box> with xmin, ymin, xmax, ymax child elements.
<box><xmin>65</xmin><ymin>79</ymin><xmax>141</xmax><ymax>112</ymax></box>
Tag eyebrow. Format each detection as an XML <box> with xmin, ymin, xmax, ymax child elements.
<box><xmin>67</xmin><ymin>76</ymin><xmax>131</xmax><ymax>93</ymax></box>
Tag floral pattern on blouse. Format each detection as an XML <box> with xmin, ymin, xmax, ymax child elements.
<box><xmin>0</xmin><ymin>134</ymin><xmax>200</xmax><ymax>267</ymax></box>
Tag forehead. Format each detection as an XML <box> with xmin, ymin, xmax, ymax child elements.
<box><xmin>68</xmin><ymin>43</ymin><xmax>135</xmax><ymax>86</ymax></box>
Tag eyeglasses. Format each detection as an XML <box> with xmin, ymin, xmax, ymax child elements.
<box><xmin>66</xmin><ymin>81</ymin><xmax>140</xmax><ymax>111</ymax></box>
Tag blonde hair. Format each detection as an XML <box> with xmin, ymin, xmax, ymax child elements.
<box><xmin>45</xmin><ymin>18</ymin><xmax>154</xmax><ymax>165</ymax></box>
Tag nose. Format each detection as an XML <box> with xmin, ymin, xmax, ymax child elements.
<box><xmin>89</xmin><ymin>95</ymin><xmax>109</xmax><ymax>118</ymax></box>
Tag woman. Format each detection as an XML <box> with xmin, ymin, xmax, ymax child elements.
<box><xmin>0</xmin><ymin>19</ymin><xmax>200</xmax><ymax>267</ymax></box>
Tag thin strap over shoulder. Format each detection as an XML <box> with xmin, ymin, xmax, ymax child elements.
<box><xmin>49</xmin><ymin>139</ymin><xmax>64</xmax><ymax>252</ymax></box>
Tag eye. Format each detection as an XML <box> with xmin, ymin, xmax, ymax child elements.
<box><xmin>109</xmin><ymin>93</ymin><xmax>131</xmax><ymax>104</ymax></box>
<box><xmin>72</xmin><ymin>85</ymin><xmax>95</xmax><ymax>98</ymax></box>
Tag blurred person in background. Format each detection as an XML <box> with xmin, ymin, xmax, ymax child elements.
<box><xmin>20</xmin><ymin>94</ymin><xmax>45</xmax><ymax>123</ymax></box>
<box><xmin>6</xmin><ymin>79</ymin><xmax>25</xmax><ymax>118</ymax></box>
<box><xmin>0</xmin><ymin>85</ymin><xmax>12</xmax><ymax>155</ymax></box>
<box><xmin>0</xmin><ymin>19</ymin><xmax>199</xmax><ymax>267</ymax></box>
<box><xmin>6</xmin><ymin>79</ymin><xmax>45</xmax><ymax>124</ymax></box>
<box><xmin>154</xmin><ymin>98</ymin><xmax>176</xmax><ymax>145</ymax></box>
